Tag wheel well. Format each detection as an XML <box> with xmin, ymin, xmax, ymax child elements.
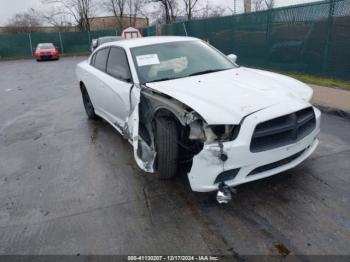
<box><xmin>153</xmin><ymin>109</ymin><xmax>182</xmax><ymax>130</ymax></box>
<box><xmin>142</xmin><ymin>108</ymin><xmax>183</xmax><ymax>148</ymax></box>
<box><xmin>152</xmin><ymin>108</ymin><xmax>203</xmax><ymax>170</ymax></box>
<box><xmin>152</xmin><ymin>108</ymin><xmax>188</xmax><ymax>149</ymax></box>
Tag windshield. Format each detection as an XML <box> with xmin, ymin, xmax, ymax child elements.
<box><xmin>131</xmin><ymin>40</ymin><xmax>236</xmax><ymax>83</ymax></box>
<box><xmin>38</xmin><ymin>43</ymin><xmax>54</xmax><ymax>49</ymax></box>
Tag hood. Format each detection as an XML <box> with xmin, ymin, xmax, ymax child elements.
<box><xmin>147</xmin><ymin>67</ymin><xmax>313</xmax><ymax>125</ymax></box>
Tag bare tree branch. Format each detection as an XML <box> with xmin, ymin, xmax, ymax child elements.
<box><xmin>127</xmin><ymin>0</ymin><xmax>147</xmax><ymax>27</ymax></box>
<box><xmin>103</xmin><ymin>0</ymin><xmax>126</xmax><ymax>30</ymax></box>
<box><xmin>253</xmin><ymin>0</ymin><xmax>274</xmax><ymax>11</ymax></box>
<box><xmin>200</xmin><ymin>2</ymin><xmax>226</xmax><ymax>18</ymax></box>
<box><xmin>150</xmin><ymin>0</ymin><xmax>179</xmax><ymax>24</ymax></box>
<box><xmin>5</xmin><ymin>8</ymin><xmax>43</xmax><ymax>33</ymax></box>
<box><xmin>42</xmin><ymin>0</ymin><xmax>95</xmax><ymax>31</ymax></box>
<box><xmin>183</xmin><ymin>0</ymin><xmax>201</xmax><ymax>20</ymax></box>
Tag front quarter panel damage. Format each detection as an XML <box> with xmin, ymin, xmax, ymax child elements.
<box><xmin>128</xmin><ymin>85</ymin><xmax>157</xmax><ymax>173</ymax></box>
<box><xmin>130</xmin><ymin>86</ymin><xmax>243</xmax><ymax>190</ymax></box>
<box><xmin>130</xmin><ymin>85</ymin><xmax>206</xmax><ymax>174</ymax></box>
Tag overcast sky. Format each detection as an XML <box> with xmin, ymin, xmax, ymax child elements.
<box><xmin>0</xmin><ymin>0</ymin><xmax>321</xmax><ymax>26</ymax></box>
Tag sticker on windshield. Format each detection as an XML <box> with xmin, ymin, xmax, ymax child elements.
<box><xmin>136</xmin><ymin>54</ymin><xmax>160</xmax><ymax>67</ymax></box>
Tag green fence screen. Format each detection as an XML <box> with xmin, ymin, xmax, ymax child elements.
<box><xmin>142</xmin><ymin>0</ymin><xmax>350</xmax><ymax>79</ymax></box>
<box><xmin>0</xmin><ymin>30</ymin><xmax>117</xmax><ymax>58</ymax></box>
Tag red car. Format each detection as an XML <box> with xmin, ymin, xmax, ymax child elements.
<box><xmin>34</xmin><ymin>43</ymin><xmax>59</xmax><ymax>61</ymax></box>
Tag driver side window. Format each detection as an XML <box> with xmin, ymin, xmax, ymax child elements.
<box><xmin>106</xmin><ymin>47</ymin><xmax>132</xmax><ymax>82</ymax></box>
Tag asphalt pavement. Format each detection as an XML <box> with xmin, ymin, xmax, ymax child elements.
<box><xmin>0</xmin><ymin>57</ymin><xmax>349</xmax><ymax>257</ymax></box>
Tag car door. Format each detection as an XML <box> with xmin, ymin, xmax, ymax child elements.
<box><xmin>86</xmin><ymin>47</ymin><xmax>110</xmax><ymax>115</ymax></box>
<box><xmin>99</xmin><ymin>46</ymin><xmax>133</xmax><ymax>129</ymax></box>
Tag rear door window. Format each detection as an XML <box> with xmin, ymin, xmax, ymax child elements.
<box><xmin>94</xmin><ymin>48</ymin><xmax>110</xmax><ymax>71</ymax></box>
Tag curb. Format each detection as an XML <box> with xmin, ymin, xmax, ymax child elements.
<box><xmin>330</xmin><ymin>86</ymin><xmax>350</xmax><ymax>92</ymax></box>
<box><xmin>315</xmin><ymin>104</ymin><xmax>350</xmax><ymax>120</ymax></box>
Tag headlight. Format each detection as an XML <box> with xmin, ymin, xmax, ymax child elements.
<box><xmin>297</xmin><ymin>84</ymin><xmax>313</xmax><ymax>102</ymax></box>
<box><xmin>305</xmin><ymin>86</ymin><xmax>313</xmax><ymax>102</ymax></box>
<box><xmin>189</xmin><ymin>120</ymin><xmax>240</xmax><ymax>143</ymax></box>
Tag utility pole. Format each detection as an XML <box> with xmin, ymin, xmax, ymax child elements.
<box><xmin>233</xmin><ymin>0</ymin><xmax>237</xmax><ymax>14</ymax></box>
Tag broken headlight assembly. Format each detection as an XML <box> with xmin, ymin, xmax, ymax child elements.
<box><xmin>205</xmin><ymin>125</ymin><xmax>240</xmax><ymax>143</ymax></box>
<box><xmin>189</xmin><ymin>120</ymin><xmax>240</xmax><ymax>143</ymax></box>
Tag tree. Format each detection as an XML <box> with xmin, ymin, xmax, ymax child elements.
<box><xmin>200</xmin><ymin>2</ymin><xmax>225</xmax><ymax>18</ymax></box>
<box><xmin>104</xmin><ymin>0</ymin><xmax>147</xmax><ymax>30</ymax></box>
<box><xmin>42</xmin><ymin>0</ymin><xmax>95</xmax><ymax>31</ymax></box>
<box><xmin>182</xmin><ymin>0</ymin><xmax>201</xmax><ymax>20</ymax></box>
<box><xmin>5</xmin><ymin>8</ymin><xmax>42</xmax><ymax>34</ymax></box>
<box><xmin>127</xmin><ymin>0</ymin><xmax>147</xmax><ymax>27</ymax></box>
<box><xmin>103</xmin><ymin>0</ymin><xmax>127</xmax><ymax>30</ymax></box>
<box><xmin>253</xmin><ymin>0</ymin><xmax>264</xmax><ymax>11</ymax></box>
<box><xmin>41</xmin><ymin>8</ymin><xmax>72</xmax><ymax>28</ymax></box>
<box><xmin>265</xmin><ymin>0</ymin><xmax>275</xmax><ymax>9</ymax></box>
<box><xmin>253</xmin><ymin>0</ymin><xmax>275</xmax><ymax>11</ymax></box>
<box><xmin>150</xmin><ymin>0</ymin><xmax>179</xmax><ymax>24</ymax></box>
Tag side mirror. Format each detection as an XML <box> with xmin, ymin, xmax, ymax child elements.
<box><xmin>227</xmin><ymin>54</ymin><xmax>237</xmax><ymax>64</ymax></box>
<box><xmin>32</xmin><ymin>48</ymin><xmax>36</xmax><ymax>53</ymax></box>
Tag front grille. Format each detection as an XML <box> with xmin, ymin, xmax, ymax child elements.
<box><xmin>250</xmin><ymin>107</ymin><xmax>316</xmax><ymax>152</ymax></box>
<box><xmin>248</xmin><ymin>149</ymin><xmax>306</xmax><ymax>176</ymax></box>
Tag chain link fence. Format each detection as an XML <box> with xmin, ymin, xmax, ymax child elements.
<box><xmin>142</xmin><ymin>0</ymin><xmax>350</xmax><ymax>79</ymax></box>
<box><xmin>0</xmin><ymin>30</ymin><xmax>118</xmax><ymax>58</ymax></box>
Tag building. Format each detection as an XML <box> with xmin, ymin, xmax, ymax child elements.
<box><xmin>89</xmin><ymin>16</ymin><xmax>149</xmax><ymax>32</ymax></box>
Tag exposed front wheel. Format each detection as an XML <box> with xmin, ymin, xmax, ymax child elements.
<box><xmin>155</xmin><ymin>117</ymin><xmax>179</xmax><ymax>180</ymax></box>
<box><xmin>81</xmin><ymin>86</ymin><xmax>97</xmax><ymax>120</ymax></box>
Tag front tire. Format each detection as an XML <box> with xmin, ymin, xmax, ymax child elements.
<box><xmin>81</xmin><ymin>85</ymin><xmax>97</xmax><ymax>120</ymax></box>
<box><xmin>155</xmin><ymin>117</ymin><xmax>179</xmax><ymax>180</ymax></box>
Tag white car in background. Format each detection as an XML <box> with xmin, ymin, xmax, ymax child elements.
<box><xmin>91</xmin><ymin>36</ymin><xmax>124</xmax><ymax>52</ymax></box>
<box><xmin>76</xmin><ymin>36</ymin><xmax>321</xmax><ymax>203</ymax></box>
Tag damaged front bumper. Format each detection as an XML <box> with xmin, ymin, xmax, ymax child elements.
<box><xmin>188</xmin><ymin>105</ymin><xmax>321</xmax><ymax>192</ymax></box>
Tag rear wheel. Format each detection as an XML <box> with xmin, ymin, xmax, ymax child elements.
<box><xmin>81</xmin><ymin>85</ymin><xmax>97</xmax><ymax>120</ymax></box>
<box><xmin>155</xmin><ymin>117</ymin><xmax>179</xmax><ymax>180</ymax></box>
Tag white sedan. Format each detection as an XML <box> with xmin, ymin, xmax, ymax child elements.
<box><xmin>76</xmin><ymin>36</ymin><xmax>321</xmax><ymax>201</ymax></box>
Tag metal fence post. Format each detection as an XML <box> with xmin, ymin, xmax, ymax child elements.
<box><xmin>28</xmin><ymin>33</ymin><xmax>33</xmax><ymax>56</ymax></box>
<box><xmin>87</xmin><ymin>30</ymin><xmax>91</xmax><ymax>48</ymax></box>
<box><xmin>265</xmin><ymin>9</ymin><xmax>273</xmax><ymax>64</ymax></box>
<box><xmin>323</xmin><ymin>0</ymin><xmax>336</xmax><ymax>74</ymax></box>
<box><xmin>266</xmin><ymin>9</ymin><xmax>272</xmax><ymax>41</ymax></box>
<box><xmin>183</xmin><ymin>22</ymin><xmax>188</xmax><ymax>36</ymax></box>
<box><xmin>58</xmin><ymin>31</ymin><xmax>64</xmax><ymax>54</ymax></box>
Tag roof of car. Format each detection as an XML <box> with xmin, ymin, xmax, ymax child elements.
<box><xmin>99</xmin><ymin>36</ymin><xmax>123</xmax><ymax>39</ymax></box>
<box><xmin>103</xmin><ymin>36</ymin><xmax>199</xmax><ymax>49</ymax></box>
